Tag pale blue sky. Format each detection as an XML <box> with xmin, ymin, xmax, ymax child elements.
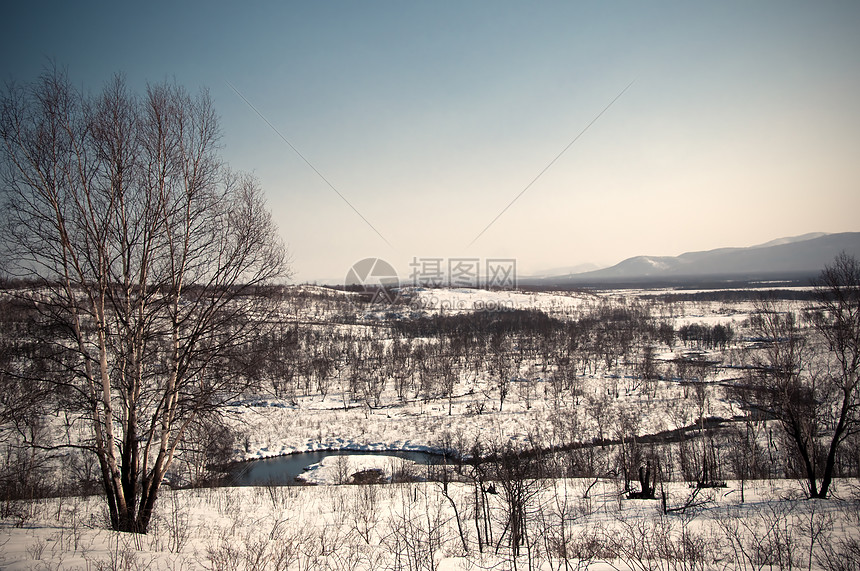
<box><xmin>3</xmin><ymin>1</ymin><xmax>859</xmax><ymax>282</ymax></box>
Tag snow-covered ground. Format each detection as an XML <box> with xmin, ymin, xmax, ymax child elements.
<box><xmin>400</xmin><ymin>287</ymin><xmax>596</xmax><ymax>316</ymax></box>
<box><xmin>294</xmin><ymin>454</ymin><xmax>421</xmax><ymax>485</ymax></box>
<box><xmin>3</xmin><ymin>477</ymin><xmax>858</xmax><ymax>570</ymax></box>
<box><xmin>226</xmin><ymin>287</ymin><xmax>751</xmax><ymax>462</ymax></box>
<box><xmin>3</xmin><ymin>285</ymin><xmax>858</xmax><ymax>569</ymax></box>
<box><xmin>227</xmin><ymin>372</ymin><xmax>717</xmax><ymax>462</ymax></box>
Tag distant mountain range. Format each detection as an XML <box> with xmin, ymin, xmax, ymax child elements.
<box><xmin>528</xmin><ymin>262</ymin><xmax>603</xmax><ymax>278</ymax></box>
<box><xmin>528</xmin><ymin>232</ymin><xmax>860</xmax><ymax>287</ymax></box>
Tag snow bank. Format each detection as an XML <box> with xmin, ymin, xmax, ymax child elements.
<box><xmin>295</xmin><ymin>454</ymin><xmax>420</xmax><ymax>485</ymax></box>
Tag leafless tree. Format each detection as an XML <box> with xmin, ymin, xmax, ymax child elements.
<box><xmin>489</xmin><ymin>441</ymin><xmax>546</xmax><ymax>564</ymax></box>
<box><xmin>489</xmin><ymin>332</ymin><xmax>513</xmax><ymax>411</ymax></box>
<box><xmin>740</xmin><ymin>301</ymin><xmax>820</xmax><ymax>494</ymax></box>
<box><xmin>726</xmin><ymin>411</ymin><xmax>770</xmax><ymax>503</ymax></box>
<box><xmin>436</xmin><ymin>341</ymin><xmax>459</xmax><ymax>415</ymax></box>
<box><xmin>178</xmin><ymin>414</ymin><xmax>235</xmax><ymax>487</ymax></box>
<box><xmin>806</xmin><ymin>253</ymin><xmax>860</xmax><ymax>496</ymax></box>
<box><xmin>737</xmin><ymin>254</ymin><xmax>860</xmax><ymax>498</ymax></box>
<box><xmin>0</xmin><ymin>67</ymin><xmax>289</xmax><ymax>531</ymax></box>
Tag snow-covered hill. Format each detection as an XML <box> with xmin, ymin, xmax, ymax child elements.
<box><xmin>535</xmin><ymin>232</ymin><xmax>860</xmax><ymax>285</ymax></box>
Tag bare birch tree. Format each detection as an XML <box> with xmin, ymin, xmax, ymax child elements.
<box><xmin>0</xmin><ymin>67</ymin><xmax>289</xmax><ymax>532</ymax></box>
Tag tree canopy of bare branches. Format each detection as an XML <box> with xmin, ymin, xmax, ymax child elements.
<box><xmin>0</xmin><ymin>67</ymin><xmax>289</xmax><ymax>532</ymax></box>
<box><xmin>740</xmin><ymin>254</ymin><xmax>860</xmax><ymax>498</ymax></box>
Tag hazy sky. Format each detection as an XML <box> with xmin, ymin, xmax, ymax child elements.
<box><xmin>3</xmin><ymin>1</ymin><xmax>859</xmax><ymax>283</ymax></box>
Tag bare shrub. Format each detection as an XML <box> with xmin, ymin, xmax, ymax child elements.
<box><xmin>348</xmin><ymin>483</ymin><xmax>380</xmax><ymax>544</ymax></box>
<box><xmin>26</xmin><ymin>536</ymin><xmax>47</xmax><ymax>560</ymax></box>
<box><xmin>90</xmin><ymin>534</ymin><xmax>153</xmax><ymax>571</ymax></box>
<box><xmin>536</xmin><ymin>480</ymin><xmax>598</xmax><ymax>571</ymax></box>
<box><xmin>816</xmin><ymin>536</ymin><xmax>860</xmax><ymax>571</ymax></box>
<box><xmin>205</xmin><ymin>542</ymin><xmax>244</xmax><ymax>571</ymax></box>
<box><xmin>334</xmin><ymin>455</ymin><xmax>351</xmax><ymax>485</ymax></box>
<box><xmin>717</xmin><ymin>500</ymin><xmax>802</xmax><ymax>571</ymax></box>
<box><xmin>382</xmin><ymin>486</ymin><xmax>446</xmax><ymax>571</ymax></box>
<box><xmin>165</xmin><ymin>490</ymin><xmax>190</xmax><ymax>554</ymax></box>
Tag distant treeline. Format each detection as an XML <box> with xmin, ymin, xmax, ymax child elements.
<box><xmin>390</xmin><ymin>308</ymin><xmax>564</xmax><ymax>338</ymax></box>
<box><xmin>677</xmin><ymin>322</ymin><xmax>735</xmax><ymax>349</ymax></box>
<box><xmin>639</xmin><ymin>289</ymin><xmax>818</xmax><ymax>303</ymax></box>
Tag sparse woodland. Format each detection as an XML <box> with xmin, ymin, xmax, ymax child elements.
<box><xmin>2</xmin><ymin>263</ymin><xmax>859</xmax><ymax>569</ymax></box>
<box><xmin>1</xmin><ymin>71</ymin><xmax>860</xmax><ymax>570</ymax></box>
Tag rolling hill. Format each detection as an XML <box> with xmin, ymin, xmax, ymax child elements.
<box><xmin>534</xmin><ymin>232</ymin><xmax>860</xmax><ymax>287</ymax></box>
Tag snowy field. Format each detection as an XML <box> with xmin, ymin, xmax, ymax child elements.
<box><xmin>3</xmin><ymin>476</ymin><xmax>859</xmax><ymax>570</ymax></box>
<box><xmin>228</xmin><ymin>285</ymin><xmax>758</xmax><ymax>462</ymax></box>
<box><xmin>227</xmin><ymin>371</ymin><xmax>728</xmax><ymax>462</ymax></box>
<box><xmin>3</xmin><ymin>284</ymin><xmax>859</xmax><ymax>570</ymax></box>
